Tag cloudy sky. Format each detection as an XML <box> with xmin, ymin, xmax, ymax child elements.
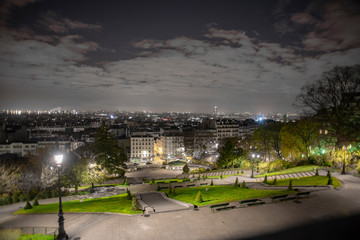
<box><xmin>0</xmin><ymin>0</ymin><xmax>359</xmax><ymax>113</ymax></box>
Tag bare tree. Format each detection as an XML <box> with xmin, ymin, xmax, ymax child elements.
<box><xmin>0</xmin><ymin>165</ymin><xmax>20</xmax><ymax>194</ymax></box>
<box><xmin>295</xmin><ymin>65</ymin><xmax>360</xmax><ymax>147</ymax></box>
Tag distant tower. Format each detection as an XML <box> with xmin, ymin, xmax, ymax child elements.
<box><xmin>214</xmin><ymin>106</ymin><xmax>218</xmax><ymax>115</ymax></box>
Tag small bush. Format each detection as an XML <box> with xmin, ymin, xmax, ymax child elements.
<box><xmin>273</xmin><ymin>177</ymin><xmax>277</xmax><ymax>185</ymax></box>
<box><xmin>234</xmin><ymin>177</ymin><xmax>239</xmax><ymax>187</ymax></box>
<box><xmin>287</xmin><ymin>179</ymin><xmax>293</xmax><ymax>191</ymax></box>
<box><xmin>315</xmin><ymin>168</ymin><xmax>319</xmax><ymax>176</ymax></box>
<box><xmin>157</xmin><ymin>184</ymin><xmax>160</xmax><ymax>191</ymax></box>
<box><xmin>168</xmin><ymin>184</ymin><xmax>173</xmax><ymax>195</ymax></box>
<box><xmin>194</xmin><ymin>191</ymin><xmax>203</xmax><ymax>203</ymax></box>
<box><xmin>126</xmin><ymin>188</ymin><xmax>132</xmax><ymax>200</ymax></box>
<box><xmin>327</xmin><ymin>172</ymin><xmax>333</xmax><ymax>185</ymax></box>
<box><xmin>24</xmin><ymin>200</ymin><xmax>33</xmax><ymax>210</ymax></box>
<box><xmin>210</xmin><ymin>179</ymin><xmax>214</xmax><ymax>186</ymax></box>
<box><xmin>241</xmin><ymin>181</ymin><xmax>246</xmax><ymax>189</ymax></box>
<box><xmin>263</xmin><ymin>175</ymin><xmax>268</xmax><ymax>184</ymax></box>
<box><xmin>33</xmin><ymin>198</ymin><xmax>39</xmax><ymax>206</ymax></box>
<box><xmin>131</xmin><ymin>197</ymin><xmax>140</xmax><ymax>211</ymax></box>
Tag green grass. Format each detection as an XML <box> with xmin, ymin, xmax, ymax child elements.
<box><xmin>19</xmin><ymin>234</ymin><xmax>54</xmax><ymax>240</ymax></box>
<box><xmin>73</xmin><ymin>183</ymin><xmax>129</xmax><ymax>190</ymax></box>
<box><xmin>14</xmin><ymin>193</ymin><xmax>142</xmax><ymax>215</ymax></box>
<box><xmin>152</xmin><ymin>179</ymin><xmax>188</xmax><ymax>184</ymax></box>
<box><xmin>267</xmin><ymin>176</ymin><xmax>341</xmax><ymax>188</ymax></box>
<box><xmin>162</xmin><ymin>185</ymin><xmax>294</xmax><ymax>206</ymax></box>
<box><xmin>257</xmin><ymin>165</ymin><xmax>319</xmax><ymax>177</ymax></box>
<box><xmin>206</xmin><ymin>173</ymin><xmax>243</xmax><ymax>179</ymax></box>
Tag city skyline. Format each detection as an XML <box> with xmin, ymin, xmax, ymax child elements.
<box><xmin>0</xmin><ymin>0</ymin><xmax>359</xmax><ymax>113</ymax></box>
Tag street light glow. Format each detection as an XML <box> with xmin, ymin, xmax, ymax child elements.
<box><xmin>54</xmin><ymin>154</ymin><xmax>63</xmax><ymax>166</ymax></box>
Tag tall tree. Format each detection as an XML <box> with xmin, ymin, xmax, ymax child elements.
<box><xmin>296</xmin><ymin>65</ymin><xmax>360</xmax><ymax>147</ymax></box>
<box><xmin>217</xmin><ymin>138</ymin><xmax>245</xmax><ymax>168</ymax></box>
<box><xmin>94</xmin><ymin>122</ymin><xmax>126</xmax><ymax>175</ymax></box>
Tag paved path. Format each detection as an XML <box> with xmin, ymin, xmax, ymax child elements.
<box><xmin>139</xmin><ymin>192</ymin><xmax>190</xmax><ymax>213</ymax></box>
<box><xmin>1</xmin><ymin>170</ymin><xmax>360</xmax><ymax>240</ymax></box>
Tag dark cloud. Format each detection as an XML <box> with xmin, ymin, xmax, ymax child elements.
<box><xmin>0</xmin><ymin>0</ymin><xmax>359</xmax><ymax>113</ymax></box>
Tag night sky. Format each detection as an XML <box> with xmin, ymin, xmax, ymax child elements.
<box><xmin>0</xmin><ymin>0</ymin><xmax>359</xmax><ymax>113</ymax></box>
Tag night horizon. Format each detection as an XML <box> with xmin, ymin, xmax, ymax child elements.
<box><xmin>1</xmin><ymin>0</ymin><xmax>360</xmax><ymax>112</ymax></box>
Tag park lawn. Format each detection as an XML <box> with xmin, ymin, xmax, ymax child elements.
<box><xmin>19</xmin><ymin>234</ymin><xmax>53</xmax><ymax>240</ymax></box>
<box><xmin>267</xmin><ymin>176</ymin><xmax>341</xmax><ymax>188</ymax></box>
<box><xmin>14</xmin><ymin>193</ymin><xmax>142</xmax><ymax>215</ymax></box>
<box><xmin>206</xmin><ymin>173</ymin><xmax>243</xmax><ymax>179</ymax></box>
<box><xmin>257</xmin><ymin>165</ymin><xmax>319</xmax><ymax>177</ymax></box>
<box><xmin>152</xmin><ymin>179</ymin><xmax>188</xmax><ymax>184</ymax></box>
<box><xmin>162</xmin><ymin>185</ymin><xmax>293</xmax><ymax>206</ymax></box>
<box><xmin>74</xmin><ymin>183</ymin><xmax>129</xmax><ymax>190</ymax></box>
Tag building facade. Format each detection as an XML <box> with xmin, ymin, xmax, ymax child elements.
<box><xmin>130</xmin><ymin>136</ymin><xmax>154</xmax><ymax>163</ymax></box>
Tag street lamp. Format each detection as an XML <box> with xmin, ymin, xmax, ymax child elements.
<box><xmin>251</xmin><ymin>154</ymin><xmax>255</xmax><ymax>178</ymax></box>
<box><xmin>54</xmin><ymin>154</ymin><xmax>68</xmax><ymax>240</ymax></box>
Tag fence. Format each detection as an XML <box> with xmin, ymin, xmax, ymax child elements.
<box><xmin>20</xmin><ymin>227</ymin><xmax>58</xmax><ymax>236</ymax></box>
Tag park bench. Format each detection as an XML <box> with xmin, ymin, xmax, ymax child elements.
<box><xmin>210</xmin><ymin>202</ymin><xmax>230</xmax><ymax>212</ymax></box>
<box><xmin>200</xmin><ymin>183</ymin><xmax>208</xmax><ymax>186</ymax></box>
<box><xmin>296</xmin><ymin>192</ymin><xmax>311</xmax><ymax>198</ymax></box>
<box><xmin>187</xmin><ymin>184</ymin><xmax>195</xmax><ymax>187</ymax></box>
<box><xmin>239</xmin><ymin>199</ymin><xmax>259</xmax><ymax>207</ymax></box>
<box><xmin>215</xmin><ymin>206</ymin><xmax>236</xmax><ymax>212</ymax></box>
<box><xmin>270</xmin><ymin>194</ymin><xmax>288</xmax><ymax>202</ymax></box>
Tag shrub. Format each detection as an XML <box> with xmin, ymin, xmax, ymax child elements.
<box><xmin>33</xmin><ymin>198</ymin><xmax>39</xmax><ymax>206</ymax></box>
<box><xmin>241</xmin><ymin>181</ymin><xmax>246</xmax><ymax>189</ymax></box>
<box><xmin>168</xmin><ymin>184</ymin><xmax>173</xmax><ymax>195</ymax></box>
<box><xmin>156</xmin><ymin>184</ymin><xmax>160</xmax><ymax>191</ymax></box>
<box><xmin>234</xmin><ymin>177</ymin><xmax>239</xmax><ymax>187</ymax></box>
<box><xmin>287</xmin><ymin>179</ymin><xmax>293</xmax><ymax>191</ymax></box>
<box><xmin>24</xmin><ymin>200</ymin><xmax>33</xmax><ymax>210</ymax></box>
<box><xmin>172</xmin><ymin>188</ymin><xmax>177</xmax><ymax>196</ymax></box>
<box><xmin>315</xmin><ymin>168</ymin><xmax>319</xmax><ymax>176</ymax></box>
<box><xmin>220</xmin><ymin>174</ymin><xmax>223</xmax><ymax>179</ymax></box>
<box><xmin>194</xmin><ymin>191</ymin><xmax>203</xmax><ymax>203</ymax></box>
<box><xmin>131</xmin><ymin>197</ymin><xmax>140</xmax><ymax>211</ymax></box>
<box><xmin>126</xmin><ymin>188</ymin><xmax>132</xmax><ymax>200</ymax></box>
<box><xmin>327</xmin><ymin>170</ymin><xmax>331</xmax><ymax>177</ymax></box>
<box><xmin>263</xmin><ymin>175</ymin><xmax>268</xmax><ymax>184</ymax></box>
<box><xmin>183</xmin><ymin>164</ymin><xmax>190</xmax><ymax>174</ymax></box>
<box><xmin>210</xmin><ymin>179</ymin><xmax>214</xmax><ymax>186</ymax></box>
<box><xmin>273</xmin><ymin>177</ymin><xmax>277</xmax><ymax>185</ymax></box>
<box><xmin>327</xmin><ymin>172</ymin><xmax>333</xmax><ymax>185</ymax></box>
<box><xmin>123</xmin><ymin>178</ymin><xmax>128</xmax><ymax>186</ymax></box>
<box><xmin>151</xmin><ymin>178</ymin><xmax>155</xmax><ymax>184</ymax></box>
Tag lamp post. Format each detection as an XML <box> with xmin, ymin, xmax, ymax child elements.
<box><xmin>251</xmin><ymin>154</ymin><xmax>255</xmax><ymax>178</ymax></box>
<box><xmin>54</xmin><ymin>154</ymin><xmax>68</xmax><ymax>240</ymax></box>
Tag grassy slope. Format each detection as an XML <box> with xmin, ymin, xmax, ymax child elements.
<box><xmin>256</xmin><ymin>165</ymin><xmax>319</xmax><ymax>177</ymax></box>
<box><xmin>15</xmin><ymin>193</ymin><xmax>142</xmax><ymax>215</ymax></box>
<box><xmin>163</xmin><ymin>185</ymin><xmax>293</xmax><ymax>206</ymax></box>
<box><xmin>267</xmin><ymin>176</ymin><xmax>341</xmax><ymax>188</ymax></box>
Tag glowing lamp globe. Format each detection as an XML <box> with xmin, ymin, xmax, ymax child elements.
<box><xmin>54</xmin><ymin>154</ymin><xmax>63</xmax><ymax>166</ymax></box>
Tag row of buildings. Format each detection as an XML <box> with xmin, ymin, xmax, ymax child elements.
<box><xmin>0</xmin><ymin>114</ymin><xmax>262</xmax><ymax>164</ymax></box>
